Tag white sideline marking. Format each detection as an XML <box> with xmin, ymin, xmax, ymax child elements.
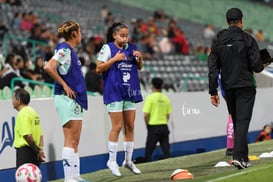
<box><xmin>207</xmin><ymin>165</ymin><xmax>271</xmax><ymax>182</ymax></box>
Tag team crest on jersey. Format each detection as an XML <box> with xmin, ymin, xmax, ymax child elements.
<box><xmin>59</xmin><ymin>51</ymin><xmax>65</xmax><ymax>57</ymax></box>
<box><xmin>99</xmin><ymin>45</ymin><xmax>106</xmax><ymax>55</ymax></box>
<box><xmin>58</xmin><ymin>48</ymin><xmax>68</xmax><ymax>57</ymax></box>
<box><xmin>122</xmin><ymin>72</ymin><xmax>131</xmax><ymax>82</ymax></box>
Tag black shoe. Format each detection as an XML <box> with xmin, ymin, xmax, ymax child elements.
<box><xmin>226</xmin><ymin>148</ymin><xmax>233</xmax><ymax>156</ymax></box>
<box><xmin>232</xmin><ymin>159</ymin><xmax>248</xmax><ymax>169</ymax></box>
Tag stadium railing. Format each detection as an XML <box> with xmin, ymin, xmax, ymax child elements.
<box><xmin>0</xmin><ymin>77</ymin><xmax>101</xmax><ymax>100</ymax></box>
<box><xmin>10</xmin><ymin>77</ymin><xmax>54</xmax><ymax>99</ymax></box>
<box><xmin>2</xmin><ymin>34</ymin><xmax>48</xmax><ymax>61</ymax></box>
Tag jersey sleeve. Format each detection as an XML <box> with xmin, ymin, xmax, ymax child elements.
<box><xmin>97</xmin><ymin>44</ymin><xmax>111</xmax><ymax>62</ymax></box>
<box><xmin>52</xmin><ymin>47</ymin><xmax>72</xmax><ymax>75</ymax></box>
<box><xmin>142</xmin><ymin>95</ymin><xmax>151</xmax><ymax>113</ymax></box>
<box><xmin>17</xmin><ymin>110</ymin><xmax>32</xmax><ymax>136</ymax></box>
<box><xmin>167</xmin><ymin>98</ymin><xmax>172</xmax><ymax>114</ymax></box>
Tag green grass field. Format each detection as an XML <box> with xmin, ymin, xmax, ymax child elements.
<box><xmin>50</xmin><ymin>140</ymin><xmax>273</xmax><ymax>182</ymax></box>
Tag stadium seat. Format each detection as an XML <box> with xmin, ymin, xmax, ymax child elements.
<box><xmin>41</xmin><ymin>85</ymin><xmax>53</xmax><ymax>97</ymax></box>
<box><xmin>2</xmin><ymin>86</ymin><xmax>12</xmax><ymax>100</ymax></box>
<box><xmin>33</xmin><ymin>85</ymin><xmax>42</xmax><ymax>98</ymax></box>
<box><xmin>0</xmin><ymin>89</ymin><xmax>2</xmax><ymax>100</ymax></box>
<box><xmin>24</xmin><ymin>85</ymin><xmax>33</xmax><ymax>97</ymax></box>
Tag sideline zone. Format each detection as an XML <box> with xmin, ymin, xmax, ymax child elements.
<box><xmin>50</xmin><ymin>140</ymin><xmax>273</xmax><ymax>182</ymax></box>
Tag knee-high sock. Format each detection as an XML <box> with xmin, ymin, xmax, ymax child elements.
<box><xmin>226</xmin><ymin>115</ymin><xmax>234</xmax><ymax>149</ymax></box>
<box><xmin>62</xmin><ymin>147</ymin><xmax>75</xmax><ymax>180</ymax></box>
<box><xmin>108</xmin><ymin>141</ymin><xmax>118</xmax><ymax>162</ymax></box>
<box><xmin>74</xmin><ymin>153</ymin><xmax>80</xmax><ymax>178</ymax></box>
<box><xmin>124</xmin><ymin>141</ymin><xmax>134</xmax><ymax>162</ymax></box>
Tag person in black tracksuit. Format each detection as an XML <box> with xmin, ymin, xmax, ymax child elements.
<box><xmin>208</xmin><ymin>8</ymin><xmax>266</xmax><ymax>169</ymax></box>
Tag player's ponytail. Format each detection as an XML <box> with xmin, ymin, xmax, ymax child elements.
<box><xmin>57</xmin><ymin>21</ymin><xmax>80</xmax><ymax>41</ymax></box>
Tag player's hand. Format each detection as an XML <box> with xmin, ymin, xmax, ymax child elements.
<box><xmin>37</xmin><ymin>150</ymin><xmax>45</xmax><ymax>163</ymax></box>
<box><xmin>133</xmin><ymin>50</ymin><xmax>142</xmax><ymax>61</ymax></box>
<box><xmin>113</xmin><ymin>51</ymin><xmax>126</xmax><ymax>61</ymax></box>
<box><xmin>63</xmin><ymin>84</ymin><xmax>76</xmax><ymax>99</ymax></box>
<box><xmin>210</xmin><ymin>95</ymin><xmax>220</xmax><ymax>107</ymax></box>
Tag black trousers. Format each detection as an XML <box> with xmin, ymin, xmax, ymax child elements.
<box><xmin>145</xmin><ymin>124</ymin><xmax>170</xmax><ymax>161</ymax></box>
<box><xmin>16</xmin><ymin>146</ymin><xmax>40</xmax><ymax>168</ymax></box>
<box><xmin>225</xmin><ymin>87</ymin><xmax>256</xmax><ymax>162</ymax></box>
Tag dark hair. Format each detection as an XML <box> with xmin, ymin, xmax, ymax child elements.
<box><xmin>152</xmin><ymin>77</ymin><xmax>163</xmax><ymax>90</ymax></box>
<box><xmin>14</xmin><ymin>88</ymin><xmax>30</xmax><ymax>105</ymax></box>
<box><xmin>35</xmin><ymin>55</ymin><xmax>43</xmax><ymax>63</ymax></box>
<box><xmin>263</xmin><ymin>124</ymin><xmax>271</xmax><ymax>131</ymax></box>
<box><xmin>106</xmin><ymin>22</ymin><xmax>128</xmax><ymax>43</ymax></box>
<box><xmin>89</xmin><ymin>62</ymin><xmax>97</xmax><ymax>70</ymax></box>
<box><xmin>57</xmin><ymin>21</ymin><xmax>80</xmax><ymax>41</ymax></box>
<box><xmin>5</xmin><ymin>53</ymin><xmax>16</xmax><ymax>64</ymax></box>
<box><xmin>226</xmin><ymin>8</ymin><xmax>243</xmax><ymax>23</ymax></box>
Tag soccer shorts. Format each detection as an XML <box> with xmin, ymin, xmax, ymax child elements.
<box><xmin>106</xmin><ymin>100</ymin><xmax>136</xmax><ymax>112</ymax></box>
<box><xmin>54</xmin><ymin>95</ymin><xmax>83</xmax><ymax>126</ymax></box>
<box><xmin>16</xmin><ymin>146</ymin><xmax>40</xmax><ymax>168</ymax></box>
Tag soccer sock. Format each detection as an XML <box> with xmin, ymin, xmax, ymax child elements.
<box><xmin>108</xmin><ymin>141</ymin><xmax>118</xmax><ymax>162</ymax></box>
<box><xmin>74</xmin><ymin>153</ymin><xmax>80</xmax><ymax>178</ymax></box>
<box><xmin>124</xmin><ymin>141</ymin><xmax>134</xmax><ymax>162</ymax></box>
<box><xmin>62</xmin><ymin>147</ymin><xmax>75</xmax><ymax>180</ymax></box>
<box><xmin>226</xmin><ymin>115</ymin><xmax>234</xmax><ymax>149</ymax></box>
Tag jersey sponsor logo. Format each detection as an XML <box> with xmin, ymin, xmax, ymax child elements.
<box><xmin>118</xmin><ymin>62</ymin><xmax>132</xmax><ymax>72</ymax></box>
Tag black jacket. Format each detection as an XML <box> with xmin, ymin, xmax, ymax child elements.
<box><xmin>208</xmin><ymin>26</ymin><xmax>264</xmax><ymax>95</ymax></box>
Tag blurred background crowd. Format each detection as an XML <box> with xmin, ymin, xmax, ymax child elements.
<box><xmin>0</xmin><ymin>0</ymin><xmax>272</xmax><ymax>97</ymax></box>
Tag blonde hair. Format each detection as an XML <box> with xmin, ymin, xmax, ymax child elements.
<box><xmin>57</xmin><ymin>21</ymin><xmax>80</xmax><ymax>40</ymax></box>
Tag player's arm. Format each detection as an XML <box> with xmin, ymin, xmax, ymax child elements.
<box><xmin>144</xmin><ymin>112</ymin><xmax>149</xmax><ymax>127</ymax></box>
<box><xmin>96</xmin><ymin>50</ymin><xmax>125</xmax><ymax>73</ymax></box>
<box><xmin>24</xmin><ymin>134</ymin><xmax>40</xmax><ymax>154</ymax></box>
<box><xmin>133</xmin><ymin>50</ymin><xmax>143</xmax><ymax>70</ymax></box>
<box><xmin>166</xmin><ymin>114</ymin><xmax>170</xmax><ymax>122</ymax></box>
<box><xmin>44</xmin><ymin>52</ymin><xmax>76</xmax><ymax>98</ymax></box>
<box><xmin>38</xmin><ymin>135</ymin><xmax>45</xmax><ymax>162</ymax></box>
<box><xmin>24</xmin><ymin>134</ymin><xmax>45</xmax><ymax>162</ymax></box>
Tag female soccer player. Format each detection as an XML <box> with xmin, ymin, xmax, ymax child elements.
<box><xmin>44</xmin><ymin>21</ymin><xmax>89</xmax><ymax>182</ymax></box>
<box><xmin>96</xmin><ymin>22</ymin><xmax>143</xmax><ymax>176</ymax></box>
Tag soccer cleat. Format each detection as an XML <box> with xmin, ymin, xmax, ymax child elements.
<box><xmin>65</xmin><ymin>179</ymin><xmax>78</xmax><ymax>182</ymax></box>
<box><xmin>73</xmin><ymin>176</ymin><xmax>90</xmax><ymax>182</ymax></box>
<box><xmin>107</xmin><ymin>160</ymin><xmax>121</xmax><ymax>176</ymax></box>
<box><xmin>245</xmin><ymin>161</ymin><xmax>251</xmax><ymax>168</ymax></box>
<box><xmin>231</xmin><ymin>159</ymin><xmax>248</xmax><ymax>169</ymax></box>
<box><xmin>122</xmin><ymin>160</ymin><xmax>141</xmax><ymax>174</ymax></box>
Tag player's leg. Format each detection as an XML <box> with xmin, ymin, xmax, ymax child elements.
<box><xmin>159</xmin><ymin>125</ymin><xmax>170</xmax><ymax>159</ymax></box>
<box><xmin>145</xmin><ymin>126</ymin><xmax>159</xmax><ymax>162</ymax></box>
<box><xmin>122</xmin><ymin>102</ymin><xmax>141</xmax><ymax>174</ymax></box>
<box><xmin>106</xmin><ymin>101</ymin><xmax>124</xmax><ymax>176</ymax></box>
<box><xmin>63</xmin><ymin>120</ymin><xmax>86</xmax><ymax>181</ymax></box>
